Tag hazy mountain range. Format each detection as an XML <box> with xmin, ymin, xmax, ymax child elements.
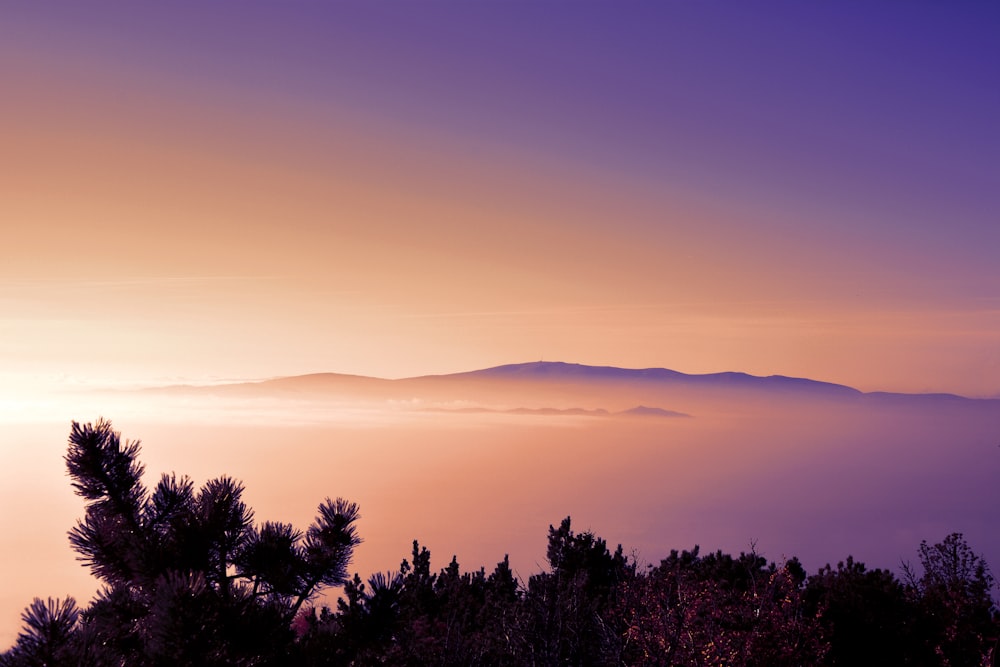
<box><xmin>140</xmin><ymin>361</ymin><xmax>998</xmax><ymax>419</ymax></box>
<box><xmin>8</xmin><ymin>361</ymin><xmax>999</xmax><ymax>652</ymax></box>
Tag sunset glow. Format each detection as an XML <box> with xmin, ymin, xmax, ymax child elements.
<box><xmin>3</xmin><ymin>3</ymin><xmax>998</xmax><ymax>397</ymax></box>
<box><xmin>2</xmin><ymin>1</ymin><xmax>999</xmax><ymax>652</ymax></box>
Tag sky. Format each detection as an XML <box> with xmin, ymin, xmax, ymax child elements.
<box><xmin>2</xmin><ymin>1</ymin><xmax>999</xmax><ymax>396</ymax></box>
<box><xmin>2</xmin><ymin>2</ymin><xmax>1000</xmax><ymax>649</ymax></box>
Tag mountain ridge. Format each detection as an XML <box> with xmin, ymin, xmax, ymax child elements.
<box><xmin>446</xmin><ymin>361</ymin><xmax>861</xmax><ymax>396</ymax></box>
<box><xmin>138</xmin><ymin>361</ymin><xmax>997</xmax><ymax>405</ymax></box>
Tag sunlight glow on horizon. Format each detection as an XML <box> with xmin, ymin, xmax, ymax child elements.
<box><xmin>3</xmin><ymin>1</ymin><xmax>1000</xmax><ymax>654</ymax></box>
<box><xmin>2</xmin><ymin>65</ymin><xmax>997</xmax><ymax>397</ymax></box>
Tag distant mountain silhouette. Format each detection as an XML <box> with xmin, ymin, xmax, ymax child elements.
<box><xmin>136</xmin><ymin>361</ymin><xmax>998</xmax><ymax>413</ymax></box>
<box><xmin>453</xmin><ymin>361</ymin><xmax>862</xmax><ymax>398</ymax></box>
<box><xmin>451</xmin><ymin>361</ymin><xmax>687</xmax><ymax>382</ymax></box>
<box><xmin>618</xmin><ymin>405</ymin><xmax>691</xmax><ymax>418</ymax></box>
<box><xmin>143</xmin><ymin>372</ymin><xmax>393</xmax><ymax>397</ymax></box>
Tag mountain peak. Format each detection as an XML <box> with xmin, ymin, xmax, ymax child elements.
<box><xmin>619</xmin><ymin>405</ymin><xmax>691</xmax><ymax>418</ymax></box>
<box><xmin>463</xmin><ymin>361</ymin><xmax>686</xmax><ymax>381</ymax></box>
<box><xmin>458</xmin><ymin>361</ymin><xmax>861</xmax><ymax>397</ymax></box>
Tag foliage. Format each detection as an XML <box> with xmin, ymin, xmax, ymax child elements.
<box><xmin>292</xmin><ymin>531</ymin><xmax>996</xmax><ymax>666</ymax></box>
<box><xmin>2</xmin><ymin>421</ymin><xmax>998</xmax><ymax>666</ymax></box>
<box><xmin>804</xmin><ymin>557</ymin><xmax>915</xmax><ymax>666</ymax></box>
<box><xmin>904</xmin><ymin>533</ymin><xmax>997</xmax><ymax>666</ymax></box>
<box><xmin>616</xmin><ymin>546</ymin><xmax>826</xmax><ymax>666</ymax></box>
<box><xmin>2</xmin><ymin>419</ymin><xmax>361</xmax><ymax>666</ymax></box>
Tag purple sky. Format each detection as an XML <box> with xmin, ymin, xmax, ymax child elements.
<box><xmin>2</xmin><ymin>3</ymin><xmax>1000</xmax><ymax>646</ymax></box>
<box><xmin>2</xmin><ymin>2</ymin><xmax>999</xmax><ymax>392</ymax></box>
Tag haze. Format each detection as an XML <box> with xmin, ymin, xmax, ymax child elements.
<box><xmin>2</xmin><ymin>1</ymin><xmax>999</xmax><ymax>649</ymax></box>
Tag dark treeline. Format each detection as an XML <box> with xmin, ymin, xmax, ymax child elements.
<box><xmin>2</xmin><ymin>421</ymin><xmax>997</xmax><ymax>666</ymax></box>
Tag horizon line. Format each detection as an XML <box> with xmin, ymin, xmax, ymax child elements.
<box><xmin>85</xmin><ymin>360</ymin><xmax>999</xmax><ymax>402</ymax></box>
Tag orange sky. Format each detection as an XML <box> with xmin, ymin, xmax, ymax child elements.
<box><xmin>3</xmin><ymin>4</ymin><xmax>1000</xmax><ymax>648</ymax></box>
<box><xmin>2</xmin><ymin>4</ymin><xmax>999</xmax><ymax>397</ymax></box>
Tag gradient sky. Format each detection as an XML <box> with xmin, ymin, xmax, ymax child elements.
<box><xmin>2</xmin><ymin>1</ymin><xmax>999</xmax><ymax>396</ymax></box>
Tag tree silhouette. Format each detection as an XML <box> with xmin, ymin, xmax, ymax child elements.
<box><xmin>522</xmin><ymin>517</ymin><xmax>632</xmax><ymax>665</ymax></box>
<box><xmin>904</xmin><ymin>533</ymin><xmax>996</xmax><ymax>666</ymax></box>
<box><xmin>804</xmin><ymin>556</ymin><xmax>914</xmax><ymax>666</ymax></box>
<box><xmin>4</xmin><ymin>420</ymin><xmax>999</xmax><ymax>665</ymax></box>
<box><xmin>2</xmin><ymin>598</ymin><xmax>81</xmax><ymax>666</ymax></box>
<box><xmin>3</xmin><ymin>419</ymin><xmax>361</xmax><ymax>666</ymax></box>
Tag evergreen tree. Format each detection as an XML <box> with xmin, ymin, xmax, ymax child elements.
<box><xmin>522</xmin><ymin>517</ymin><xmax>632</xmax><ymax>665</ymax></box>
<box><xmin>5</xmin><ymin>421</ymin><xmax>999</xmax><ymax>666</ymax></box>
<box><xmin>4</xmin><ymin>419</ymin><xmax>362</xmax><ymax>666</ymax></box>
<box><xmin>804</xmin><ymin>557</ymin><xmax>915</xmax><ymax>666</ymax></box>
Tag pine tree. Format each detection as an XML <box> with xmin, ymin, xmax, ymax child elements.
<box><xmin>4</xmin><ymin>419</ymin><xmax>362</xmax><ymax>665</ymax></box>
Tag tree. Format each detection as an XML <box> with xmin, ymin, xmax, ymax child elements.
<box><xmin>804</xmin><ymin>557</ymin><xmax>914</xmax><ymax>666</ymax></box>
<box><xmin>903</xmin><ymin>533</ymin><xmax>997</xmax><ymax>666</ymax></box>
<box><xmin>522</xmin><ymin>517</ymin><xmax>632</xmax><ymax>665</ymax></box>
<box><xmin>0</xmin><ymin>598</ymin><xmax>81</xmax><ymax>666</ymax></box>
<box><xmin>4</xmin><ymin>419</ymin><xmax>362</xmax><ymax>666</ymax></box>
<box><xmin>621</xmin><ymin>546</ymin><xmax>826</xmax><ymax>667</ymax></box>
<box><xmin>5</xmin><ymin>420</ymin><xmax>998</xmax><ymax>666</ymax></box>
